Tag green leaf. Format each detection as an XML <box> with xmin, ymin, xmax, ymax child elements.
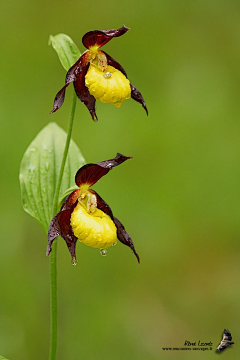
<box><xmin>19</xmin><ymin>122</ymin><xmax>85</xmax><ymax>233</ymax></box>
<box><xmin>49</xmin><ymin>33</ymin><xmax>81</xmax><ymax>71</ymax></box>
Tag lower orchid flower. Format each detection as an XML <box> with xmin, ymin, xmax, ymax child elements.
<box><xmin>51</xmin><ymin>25</ymin><xmax>148</xmax><ymax>121</ymax></box>
<box><xmin>47</xmin><ymin>153</ymin><xmax>140</xmax><ymax>264</ymax></box>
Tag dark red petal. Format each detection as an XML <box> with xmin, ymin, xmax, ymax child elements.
<box><xmin>104</xmin><ymin>52</ymin><xmax>128</xmax><ymax>77</ymax></box>
<box><xmin>50</xmin><ymin>60</ymin><xmax>80</xmax><ymax>114</ymax></box>
<box><xmin>50</xmin><ymin>83</ymin><xmax>71</xmax><ymax>113</ymax></box>
<box><xmin>75</xmin><ymin>153</ymin><xmax>132</xmax><ymax>187</ymax></box>
<box><xmin>47</xmin><ymin>213</ymin><xmax>61</xmax><ymax>245</ymax></box>
<box><xmin>89</xmin><ymin>190</ymin><xmax>139</xmax><ymax>262</ymax></box>
<box><xmin>50</xmin><ymin>52</ymin><xmax>91</xmax><ymax>114</ymax></box>
<box><xmin>130</xmin><ymin>84</ymin><xmax>148</xmax><ymax>115</ymax></box>
<box><xmin>61</xmin><ymin>189</ymin><xmax>81</xmax><ymax>210</ymax></box>
<box><xmin>113</xmin><ymin>216</ymin><xmax>140</xmax><ymax>263</ymax></box>
<box><xmin>82</xmin><ymin>25</ymin><xmax>129</xmax><ymax>49</ymax></box>
<box><xmin>67</xmin><ymin>51</ymin><xmax>91</xmax><ymax>79</ymax></box>
<box><xmin>47</xmin><ymin>191</ymin><xmax>80</xmax><ymax>261</ymax></box>
<box><xmin>89</xmin><ymin>190</ymin><xmax>114</xmax><ymax>219</ymax></box>
<box><xmin>73</xmin><ymin>64</ymin><xmax>98</xmax><ymax>122</ymax></box>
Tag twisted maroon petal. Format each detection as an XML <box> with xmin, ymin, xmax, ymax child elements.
<box><xmin>82</xmin><ymin>25</ymin><xmax>129</xmax><ymax>49</ymax></box>
<box><xmin>130</xmin><ymin>84</ymin><xmax>148</xmax><ymax>115</ymax></box>
<box><xmin>50</xmin><ymin>83</ymin><xmax>72</xmax><ymax>113</ymax></box>
<box><xmin>73</xmin><ymin>64</ymin><xmax>98</xmax><ymax>122</ymax></box>
<box><xmin>113</xmin><ymin>217</ymin><xmax>140</xmax><ymax>263</ymax></box>
<box><xmin>104</xmin><ymin>53</ymin><xmax>148</xmax><ymax>116</ymax></box>
<box><xmin>75</xmin><ymin>153</ymin><xmax>132</xmax><ymax>188</ymax></box>
<box><xmin>47</xmin><ymin>189</ymin><xmax>80</xmax><ymax>261</ymax></box>
<box><xmin>50</xmin><ymin>51</ymin><xmax>91</xmax><ymax>113</ymax></box>
<box><xmin>104</xmin><ymin>52</ymin><xmax>128</xmax><ymax>77</ymax></box>
<box><xmin>89</xmin><ymin>190</ymin><xmax>139</xmax><ymax>262</ymax></box>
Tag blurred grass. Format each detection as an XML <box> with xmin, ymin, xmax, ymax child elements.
<box><xmin>0</xmin><ymin>0</ymin><xmax>240</xmax><ymax>359</ymax></box>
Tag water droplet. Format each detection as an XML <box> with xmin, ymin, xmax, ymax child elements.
<box><xmin>30</xmin><ymin>147</ymin><xmax>37</xmax><ymax>152</ymax></box>
<box><xmin>103</xmin><ymin>72</ymin><xmax>112</xmax><ymax>79</ymax></box>
<box><xmin>100</xmin><ymin>248</ymin><xmax>108</xmax><ymax>257</ymax></box>
<box><xmin>28</xmin><ymin>165</ymin><xmax>35</xmax><ymax>173</ymax></box>
<box><xmin>45</xmin><ymin>162</ymin><xmax>50</xmax><ymax>171</ymax></box>
<box><xmin>71</xmin><ymin>257</ymin><xmax>78</xmax><ymax>266</ymax></box>
<box><xmin>42</xmin><ymin>187</ymin><xmax>46</xmax><ymax>193</ymax></box>
<box><xmin>112</xmin><ymin>242</ymin><xmax>117</xmax><ymax>247</ymax></box>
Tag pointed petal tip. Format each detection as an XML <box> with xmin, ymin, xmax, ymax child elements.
<box><xmin>122</xmin><ymin>24</ymin><xmax>130</xmax><ymax>31</ymax></box>
<box><xmin>92</xmin><ymin>113</ymin><xmax>98</xmax><ymax>122</ymax></box>
<box><xmin>50</xmin><ymin>107</ymin><xmax>58</xmax><ymax>114</ymax></box>
<box><xmin>131</xmin><ymin>245</ymin><xmax>140</xmax><ymax>263</ymax></box>
<box><xmin>132</xmin><ymin>247</ymin><xmax>140</xmax><ymax>263</ymax></box>
<box><xmin>71</xmin><ymin>256</ymin><xmax>78</xmax><ymax>266</ymax></box>
<box><xmin>46</xmin><ymin>245</ymin><xmax>51</xmax><ymax>256</ymax></box>
<box><xmin>116</xmin><ymin>152</ymin><xmax>132</xmax><ymax>161</ymax></box>
<box><xmin>130</xmin><ymin>84</ymin><xmax>148</xmax><ymax>116</ymax></box>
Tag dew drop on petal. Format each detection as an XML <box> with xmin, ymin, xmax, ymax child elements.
<box><xmin>71</xmin><ymin>257</ymin><xmax>78</xmax><ymax>266</ymax></box>
<box><xmin>23</xmin><ymin>202</ymin><xmax>28</xmax><ymax>209</ymax></box>
<box><xmin>112</xmin><ymin>242</ymin><xmax>117</xmax><ymax>247</ymax></box>
<box><xmin>103</xmin><ymin>72</ymin><xmax>112</xmax><ymax>79</ymax></box>
<box><xmin>100</xmin><ymin>248</ymin><xmax>108</xmax><ymax>257</ymax></box>
<box><xmin>45</xmin><ymin>162</ymin><xmax>50</xmax><ymax>171</ymax></box>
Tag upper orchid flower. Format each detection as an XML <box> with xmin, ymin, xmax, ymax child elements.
<box><xmin>47</xmin><ymin>153</ymin><xmax>140</xmax><ymax>264</ymax></box>
<box><xmin>51</xmin><ymin>25</ymin><xmax>148</xmax><ymax>121</ymax></box>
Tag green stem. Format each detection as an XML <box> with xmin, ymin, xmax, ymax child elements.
<box><xmin>49</xmin><ymin>241</ymin><xmax>57</xmax><ymax>360</ymax></box>
<box><xmin>52</xmin><ymin>92</ymin><xmax>77</xmax><ymax>215</ymax></box>
<box><xmin>49</xmin><ymin>92</ymin><xmax>77</xmax><ymax>360</ymax></box>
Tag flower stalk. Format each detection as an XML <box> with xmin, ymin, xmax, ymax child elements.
<box><xmin>49</xmin><ymin>91</ymin><xmax>77</xmax><ymax>360</ymax></box>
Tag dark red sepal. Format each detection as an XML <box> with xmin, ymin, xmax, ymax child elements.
<box><xmin>75</xmin><ymin>153</ymin><xmax>132</xmax><ymax>188</ymax></box>
<box><xmin>82</xmin><ymin>25</ymin><xmax>129</xmax><ymax>50</ymax></box>
<box><xmin>97</xmin><ymin>152</ymin><xmax>132</xmax><ymax>168</ymax></box>
<box><xmin>130</xmin><ymin>84</ymin><xmax>148</xmax><ymax>115</ymax></box>
<box><xmin>47</xmin><ymin>190</ymin><xmax>80</xmax><ymax>261</ymax></box>
<box><xmin>50</xmin><ymin>51</ymin><xmax>91</xmax><ymax>114</ymax></box>
<box><xmin>73</xmin><ymin>64</ymin><xmax>98</xmax><ymax>122</ymax></box>
<box><xmin>104</xmin><ymin>52</ymin><xmax>128</xmax><ymax>77</ymax></box>
<box><xmin>113</xmin><ymin>216</ymin><xmax>140</xmax><ymax>263</ymax></box>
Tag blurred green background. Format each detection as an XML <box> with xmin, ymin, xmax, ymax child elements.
<box><xmin>1</xmin><ymin>0</ymin><xmax>240</xmax><ymax>359</ymax></box>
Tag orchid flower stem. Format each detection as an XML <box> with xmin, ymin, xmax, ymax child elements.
<box><xmin>49</xmin><ymin>91</ymin><xmax>77</xmax><ymax>360</ymax></box>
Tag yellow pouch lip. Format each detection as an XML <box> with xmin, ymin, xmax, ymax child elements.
<box><xmin>85</xmin><ymin>64</ymin><xmax>131</xmax><ymax>105</ymax></box>
<box><xmin>71</xmin><ymin>202</ymin><xmax>117</xmax><ymax>249</ymax></box>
